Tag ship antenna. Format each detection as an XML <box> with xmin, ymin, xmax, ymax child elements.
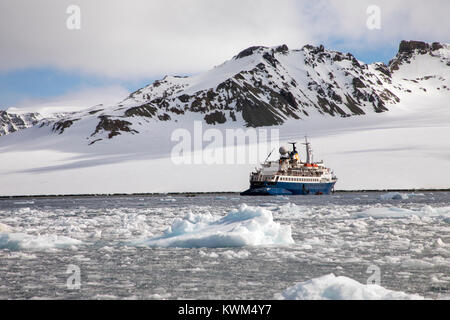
<box><xmin>288</xmin><ymin>142</ymin><xmax>297</xmax><ymax>153</ymax></box>
<box><xmin>264</xmin><ymin>148</ymin><xmax>274</xmax><ymax>163</ymax></box>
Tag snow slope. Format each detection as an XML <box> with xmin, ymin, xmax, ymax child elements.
<box><xmin>0</xmin><ymin>41</ymin><xmax>449</xmax><ymax>195</ymax></box>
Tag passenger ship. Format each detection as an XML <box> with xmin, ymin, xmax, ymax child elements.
<box><xmin>241</xmin><ymin>137</ymin><xmax>337</xmax><ymax>196</ymax></box>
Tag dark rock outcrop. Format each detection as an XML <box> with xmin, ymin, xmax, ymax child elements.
<box><xmin>235</xmin><ymin>46</ymin><xmax>267</xmax><ymax>59</ymax></box>
<box><xmin>399</xmin><ymin>40</ymin><xmax>430</xmax><ymax>54</ymax></box>
<box><xmin>204</xmin><ymin>111</ymin><xmax>227</xmax><ymax>125</ymax></box>
<box><xmin>91</xmin><ymin>116</ymin><xmax>138</xmax><ymax>140</ymax></box>
<box><xmin>52</xmin><ymin>119</ymin><xmax>79</xmax><ymax>134</ymax></box>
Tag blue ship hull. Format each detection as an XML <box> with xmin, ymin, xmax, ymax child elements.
<box><xmin>241</xmin><ymin>181</ymin><xmax>336</xmax><ymax>196</ymax></box>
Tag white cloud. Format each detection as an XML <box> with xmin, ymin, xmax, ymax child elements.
<box><xmin>0</xmin><ymin>0</ymin><xmax>448</xmax><ymax>79</ymax></box>
<box><xmin>6</xmin><ymin>85</ymin><xmax>130</xmax><ymax>116</ymax></box>
<box><xmin>0</xmin><ymin>0</ymin><xmax>308</xmax><ymax>79</ymax></box>
<box><xmin>299</xmin><ymin>0</ymin><xmax>450</xmax><ymax>49</ymax></box>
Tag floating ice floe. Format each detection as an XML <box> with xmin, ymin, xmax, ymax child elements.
<box><xmin>160</xmin><ymin>197</ymin><xmax>177</xmax><ymax>202</ymax></box>
<box><xmin>200</xmin><ymin>249</ymin><xmax>251</xmax><ymax>259</ymax></box>
<box><xmin>380</xmin><ymin>192</ymin><xmax>426</xmax><ymax>201</ymax></box>
<box><xmin>380</xmin><ymin>192</ymin><xmax>409</xmax><ymax>200</ymax></box>
<box><xmin>135</xmin><ymin>204</ymin><xmax>294</xmax><ymax>248</ymax></box>
<box><xmin>14</xmin><ymin>200</ymin><xmax>35</xmax><ymax>205</ymax></box>
<box><xmin>214</xmin><ymin>196</ymin><xmax>227</xmax><ymax>200</ymax></box>
<box><xmin>0</xmin><ymin>222</ymin><xmax>13</xmax><ymax>233</ymax></box>
<box><xmin>275</xmin><ymin>274</ymin><xmax>424</xmax><ymax>300</ymax></box>
<box><xmin>356</xmin><ymin>205</ymin><xmax>450</xmax><ymax>219</ymax></box>
<box><xmin>0</xmin><ymin>232</ymin><xmax>82</xmax><ymax>251</ymax></box>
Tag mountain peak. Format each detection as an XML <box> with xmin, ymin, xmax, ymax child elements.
<box><xmin>390</xmin><ymin>40</ymin><xmax>449</xmax><ymax>71</ymax></box>
<box><xmin>398</xmin><ymin>40</ymin><xmax>448</xmax><ymax>54</ymax></box>
<box><xmin>398</xmin><ymin>40</ymin><xmax>431</xmax><ymax>54</ymax></box>
<box><xmin>234</xmin><ymin>44</ymin><xmax>289</xmax><ymax>60</ymax></box>
<box><xmin>234</xmin><ymin>46</ymin><xmax>268</xmax><ymax>59</ymax></box>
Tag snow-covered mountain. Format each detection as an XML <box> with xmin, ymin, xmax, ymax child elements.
<box><xmin>2</xmin><ymin>40</ymin><xmax>447</xmax><ymax>144</ymax></box>
<box><xmin>0</xmin><ymin>110</ymin><xmax>43</xmax><ymax>136</ymax></box>
<box><xmin>0</xmin><ymin>40</ymin><xmax>449</xmax><ymax>195</ymax></box>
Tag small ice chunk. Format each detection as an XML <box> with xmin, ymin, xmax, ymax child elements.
<box><xmin>0</xmin><ymin>222</ymin><xmax>13</xmax><ymax>233</ymax></box>
<box><xmin>0</xmin><ymin>232</ymin><xmax>82</xmax><ymax>251</ymax></box>
<box><xmin>160</xmin><ymin>197</ymin><xmax>176</xmax><ymax>202</ymax></box>
<box><xmin>380</xmin><ymin>192</ymin><xmax>409</xmax><ymax>200</ymax></box>
<box><xmin>221</xmin><ymin>250</ymin><xmax>251</xmax><ymax>259</ymax></box>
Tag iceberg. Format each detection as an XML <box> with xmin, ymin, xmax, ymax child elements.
<box><xmin>136</xmin><ymin>204</ymin><xmax>294</xmax><ymax>248</ymax></box>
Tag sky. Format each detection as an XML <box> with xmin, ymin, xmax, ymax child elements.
<box><xmin>0</xmin><ymin>0</ymin><xmax>449</xmax><ymax>112</ymax></box>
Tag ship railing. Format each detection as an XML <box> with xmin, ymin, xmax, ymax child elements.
<box><xmin>280</xmin><ymin>171</ymin><xmax>322</xmax><ymax>177</ymax></box>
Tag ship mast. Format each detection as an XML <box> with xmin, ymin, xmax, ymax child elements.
<box><xmin>303</xmin><ymin>136</ymin><xmax>313</xmax><ymax>164</ymax></box>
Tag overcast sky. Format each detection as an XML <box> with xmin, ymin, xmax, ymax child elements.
<box><xmin>1</xmin><ymin>0</ymin><xmax>449</xmax><ymax>111</ymax></box>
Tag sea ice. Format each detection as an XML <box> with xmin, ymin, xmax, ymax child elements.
<box><xmin>275</xmin><ymin>274</ymin><xmax>424</xmax><ymax>300</ymax></box>
<box><xmin>356</xmin><ymin>205</ymin><xmax>450</xmax><ymax>219</ymax></box>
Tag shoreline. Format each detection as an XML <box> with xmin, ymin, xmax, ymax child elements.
<box><xmin>1</xmin><ymin>188</ymin><xmax>449</xmax><ymax>199</ymax></box>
